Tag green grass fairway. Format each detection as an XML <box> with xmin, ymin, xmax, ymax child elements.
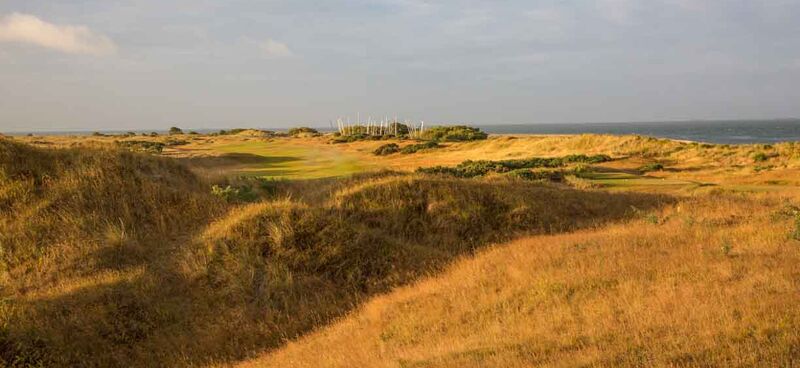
<box><xmin>582</xmin><ymin>171</ymin><xmax>697</xmax><ymax>190</ymax></box>
<box><xmin>212</xmin><ymin>140</ymin><xmax>368</xmax><ymax>179</ymax></box>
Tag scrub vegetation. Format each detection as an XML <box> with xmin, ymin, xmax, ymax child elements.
<box><xmin>1</xmin><ymin>131</ymin><xmax>799</xmax><ymax>367</ymax></box>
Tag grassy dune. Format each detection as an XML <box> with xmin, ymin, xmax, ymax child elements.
<box><xmin>2</xmin><ymin>132</ymin><xmax>799</xmax><ymax>367</ymax></box>
<box><xmin>246</xmin><ymin>194</ymin><xmax>800</xmax><ymax>367</ymax></box>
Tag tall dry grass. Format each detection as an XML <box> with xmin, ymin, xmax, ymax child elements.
<box><xmin>3</xmin><ymin>134</ymin><xmax>799</xmax><ymax>367</ymax></box>
<box><xmin>242</xmin><ymin>193</ymin><xmax>800</xmax><ymax>367</ymax></box>
<box><xmin>0</xmin><ymin>137</ymin><xmax>668</xmax><ymax>367</ymax></box>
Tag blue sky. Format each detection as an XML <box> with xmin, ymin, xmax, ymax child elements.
<box><xmin>1</xmin><ymin>1</ymin><xmax>799</xmax><ymax>132</ymax></box>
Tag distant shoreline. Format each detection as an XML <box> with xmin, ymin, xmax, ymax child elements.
<box><xmin>3</xmin><ymin>118</ymin><xmax>800</xmax><ymax>144</ymax></box>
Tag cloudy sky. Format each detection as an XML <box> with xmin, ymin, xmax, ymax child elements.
<box><xmin>1</xmin><ymin>1</ymin><xmax>799</xmax><ymax>132</ymax></box>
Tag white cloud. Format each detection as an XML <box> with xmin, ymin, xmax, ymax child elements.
<box><xmin>0</xmin><ymin>13</ymin><xmax>116</xmax><ymax>55</ymax></box>
<box><xmin>260</xmin><ymin>39</ymin><xmax>293</xmax><ymax>58</ymax></box>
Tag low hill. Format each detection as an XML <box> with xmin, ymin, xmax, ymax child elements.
<box><xmin>240</xmin><ymin>194</ymin><xmax>800</xmax><ymax>367</ymax></box>
<box><xmin>0</xmin><ymin>138</ymin><xmax>667</xmax><ymax>367</ymax></box>
<box><xmin>2</xmin><ymin>135</ymin><xmax>799</xmax><ymax>367</ymax></box>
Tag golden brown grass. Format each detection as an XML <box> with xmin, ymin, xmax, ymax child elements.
<box><xmin>2</xmin><ymin>133</ymin><xmax>800</xmax><ymax>367</ymax></box>
<box><xmin>241</xmin><ymin>193</ymin><xmax>800</xmax><ymax>367</ymax></box>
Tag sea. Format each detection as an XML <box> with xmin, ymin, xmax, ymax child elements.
<box><xmin>475</xmin><ymin>119</ymin><xmax>800</xmax><ymax>144</ymax></box>
<box><xmin>4</xmin><ymin>119</ymin><xmax>800</xmax><ymax>145</ymax></box>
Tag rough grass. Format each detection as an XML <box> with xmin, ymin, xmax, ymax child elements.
<box><xmin>0</xmin><ymin>138</ymin><xmax>667</xmax><ymax>367</ymax></box>
<box><xmin>3</xmin><ymin>134</ymin><xmax>800</xmax><ymax>367</ymax></box>
<box><xmin>241</xmin><ymin>194</ymin><xmax>800</xmax><ymax>367</ymax></box>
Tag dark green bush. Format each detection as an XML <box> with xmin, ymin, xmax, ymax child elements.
<box><xmin>116</xmin><ymin>141</ymin><xmax>165</xmax><ymax>154</ymax></box>
<box><xmin>373</xmin><ymin>143</ymin><xmax>400</xmax><ymax>156</ymax></box>
<box><xmin>507</xmin><ymin>169</ymin><xmax>564</xmax><ymax>181</ymax></box>
<box><xmin>640</xmin><ymin>163</ymin><xmax>664</xmax><ymax>172</ymax></box>
<box><xmin>420</xmin><ymin>125</ymin><xmax>488</xmax><ymax>142</ymax></box>
<box><xmin>400</xmin><ymin>141</ymin><xmax>440</xmax><ymax>154</ymax></box>
<box><xmin>168</xmin><ymin>127</ymin><xmax>183</xmax><ymax>135</ymax></box>
<box><xmin>753</xmin><ymin>152</ymin><xmax>768</xmax><ymax>162</ymax></box>
<box><xmin>417</xmin><ymin>154</ymin><xmax>612</xmax><ymax>178</ymax></box>
<box><xmin>163</xmin><ymin>139</ymin><xmax>189</xmax><ymax>147</ymax></box>
<box><xmin>388</xmin><ymin>122</ymin><xmax>409</xmax><ymax>136</ymax></box>
<box><xmin>752</xmin><ymin>152</ymin><xmax>778</xmax><ymax>163</ymax></box>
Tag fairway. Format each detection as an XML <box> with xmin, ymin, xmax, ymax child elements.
<box><xmin>180</xmin><ymin>138</ymin><xmax>370</xmax><ymax>180</ymax></box>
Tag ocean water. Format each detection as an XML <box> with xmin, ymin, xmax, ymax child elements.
<box><xmin>476</xmin><ymin>119</ymin><xmax>800</xmax><ymax>144</ymax></box>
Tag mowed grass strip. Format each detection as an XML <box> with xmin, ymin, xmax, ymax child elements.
<box><xmin>212</xmin><ymin>140</ymin><xmax>367</xmax><ymax>179</ymax></box>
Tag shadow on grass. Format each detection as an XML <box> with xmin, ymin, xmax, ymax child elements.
<box><xmin>179</xmin><ymin>152</ymin><xmax>301</xmax><ymax>172</ymax></box>
<box><xmin>3</xmin><ymin>177</ymin><xmax>674</xmax><ymax>367</ymax></box>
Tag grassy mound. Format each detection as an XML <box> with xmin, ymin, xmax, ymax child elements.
<box><xmin>0</xmin><ymin>138</ymin><xmax>223</xmax><ymax>367</ymax></box>
<box><xmin>242</xmin><ymin>194</ymin><xmax>800</xmax><ymax>367</ymax></box>
<box><xmin>0</xmin><ymin>139</ymin><xmax>667</xmax><ymax>367</ymax></box>
<box><xmin>185</xmin><ymin>175</ymin><xmax>667</xmax><ymax>361</ymax></box>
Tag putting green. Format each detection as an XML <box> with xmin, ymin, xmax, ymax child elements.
<box><xmin>212</xmin><ymin>140</ymin><xmax>369</xmax><ymax>179</ymax></box>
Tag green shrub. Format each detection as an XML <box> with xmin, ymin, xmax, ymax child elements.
<box><xmin>164</xmin><ymin>139</ymin><xmax>189</xmax><ymax>147</ymax></box>
<box><xmin>507</xmin><ymin>169</ymin><xmax>564</xmax><ymax>181</ymax></box>
<box><xmin>417</xmin><ymin>154</ymin><xmax>611</xmax><ymax>178</ymax></box>
<box><xmin>721</xmin><ymin>242</ymin><xmax>733</xmax><ymax>256</ymax></box>
<box><xmin>640</xmin><ymin>163</ymin><xmax>664</xmax><ymax>172</ymax></box>
<box><xmin>752</xmin><ymin>152</ymin><xmax>778</xmax><ymax>163</ymax></box>
<box><xmin>420</xmin><ymin>125</ymin><xmax>488</xmax><ymax>142</ymax></box>
<box><xmin>373</xmin><ymin>143</ymin><xmax>400</xmax><ymax>156</ymax></box>
<box><xmin>400</xmin><ymin>141</ymin><xmax>440</xmax><ymax>154</ymax></box>
<box><xmin>116</xmin><ymin>141</ymin><xmax>165</xmax><ymax>154</ymax></box>
<box><xmin>792</xmin><ymin>214</ymin><xmax>800</xmax><ymax>241</ymax></box>
<box><xmin>168</xmin><ymin>127</ymin><xmax>183</xmax><ymax>135</ymax></box>
<box><xmin>211</xmin><ymin>184</ymin><xmax>258</xmax><ymax>203</ymax></box>
<box><xmin>562</xmin><ymin>154</ymin><xmax>612</xmax><ymax>164</ymax></box>
<box><xmin>389</xmin><ymin>122</ymin><xmax>410</xmax><ymax>136</ymax></box>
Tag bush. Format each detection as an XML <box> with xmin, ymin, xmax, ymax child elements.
<box><xmin>420</xmin><ymin>125</ymin><xmax>488</xmax><ymax>142</ymax></box>
<box><xmin>388</xmin><ymin>122</ymin><xmax>410</xmax><ymax>136</ymax></box>
<box><xmin>331</xmin><ymin>133</ymin><xmax>370</xmax><ymax>144</ymax></box>
<box><xmin>753</xmin><ymin>152</ymin><xmax>778</xmax><ymax>162</ymax></box>
<box><xmin>211</xmin><ymin>184</ymin><xmax>258</xmax><ymax>203</ymax></box>
<box><xmin>640</xmin><ymin>163</ymin><xmax>664</xmax><ymax>172</ymax></box>
<box><xmin>373</xmin><ymin>143</ymin><xmax>400</xmax><ymax>156</ymax></box>
<box><xmin>417</xmin><ymin>154</ymin><xmax>611</xmax><ymax>178</ymax></box>
<box><xmin>562</xmin><ymin>154</ymin><xmax>612</xmax><ymax>164</ymax></box>
<box><xmin>400</xmin><ymin>141</ymin><xmax>440</xmax><ymax>154</ymax></box>
<box><xmin>168</xmin><ymin>127</ymin><xmax>183</xmax><ymax>135</ymax></box>
<box><xmin>507</xmin><ymin>169</ymin><xmax>564</xmax><ymax>181</ymax></box>
<box><xmin>164</xmin><ymin>139</ymin><xmax>189</xmax><ymax>147</ymax></box>
<box><xmin>116</xmin><ymin>140</ymin><xmax>165</xmax><ymax>154</ymax></box>
<box><xmin>288</xmin><ymin>127</ymin><xmax>319</xmax><ymax>137</ymax></box>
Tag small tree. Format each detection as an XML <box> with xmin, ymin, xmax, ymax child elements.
<box><xmin>389</xmin><ymin>122</ymin><xmax>410</xmax><ymax>136</ymax></box>
<box><xmin>168</xmin><ymin>126</ymin><xmax>183</xmax><ymax>135</ymax></box>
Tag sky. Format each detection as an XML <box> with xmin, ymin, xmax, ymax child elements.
<box><xmin>1</xmin><ymin>1</ymin><xmax>799</xmax><ymax>132</ymax></box>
